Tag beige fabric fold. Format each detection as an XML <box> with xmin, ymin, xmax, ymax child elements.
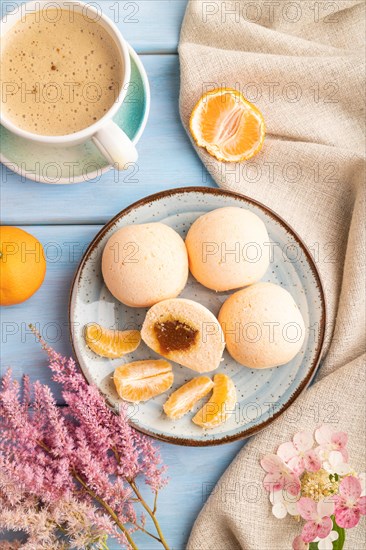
<box><xmin>179</xmin><ymin>1</ymin><xmax>366</xmax><ymax>548</ymax></box>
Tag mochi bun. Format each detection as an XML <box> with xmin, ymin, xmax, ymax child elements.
<box><xmin>141</xmin><ymin>298</ymin><xmax>225</xmax><ymax>373</ymax></box>
<box><xmin>102</xmin><ymin>223</ymin><xmax>188</xmax><ymax>307</ymax></box>
<box><xmin>218</xmin><ymin>282</ymin><xmax>305</xmax><ymax>369</ymax></box>
<box><xmin>185</xmin><ymin>207</ymin><xmax>270</xmax><ymax>292</ymax></box>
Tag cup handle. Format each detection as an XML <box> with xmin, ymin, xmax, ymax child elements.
<box><xmin>92</xmin><ymin>120</ymin><xmax>138</xmax><ymax>171</ymax></box>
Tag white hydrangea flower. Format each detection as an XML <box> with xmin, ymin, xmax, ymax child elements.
<box><xmin>323</xmin><ymin>450</ymin><xmax>352</xmax><ymax>476</ymax></box>
<box><xmin>269</xmin><ymin>489</ymin><xmax>299</xmax><ymax>518</ymax></box>
<box><xmin>314</xmin><ymin>530</ymin><xmax>338</xmax><ymax>550</ymax></box>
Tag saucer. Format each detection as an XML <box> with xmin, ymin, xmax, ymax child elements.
<box><xmin>0</xmin><ymin>45</ymin><xmax>150</xmax><ymax>184</ymax></box>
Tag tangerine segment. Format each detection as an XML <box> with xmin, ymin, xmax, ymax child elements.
<box><xmin>163</xmin><ymin>376</ymin><xmax>214</xmax><ymax>420</ymax></box>
<box><xmin>85</xmin><ymin>323</ymin><xmax>141</xmax><ymax>358</ymax></box>
<box><xmin>114</xmin><ymin>360</ymin><xmax>173</xmax><ymax>403</ymax></box>
<box><xmin>189</xmin><ymin>88</ymin><xmax>265</xmax><ymax>162</ymax></box>
<box><xmin>192</xmin><ymin>373</ymin><xmax>237</xmax><ymax>429</ymax></box>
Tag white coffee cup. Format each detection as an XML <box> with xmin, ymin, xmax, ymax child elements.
<box><xmin>0</xmin><ymin>0</ymin><xmax>138</xmax><ymax>170</ymax></box>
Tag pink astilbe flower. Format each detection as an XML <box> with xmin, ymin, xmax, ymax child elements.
<box><xmin>0</xmin><ymin>331</ymin><xmax>169</xmax><ymax>549</ymax></box>
<box><xmin>0</xmin><ymin>483</ymin><xmax>110</xmax><ymax>549</ymax></box>
<box><xmin>261</xmin><ymin>454</ymin><xmax>301</xmax><ymax>496</ymax></box>
<box><xmin>114</xmin><ymin>404</ymin><xmax>143</xmax><ymax>481</ymax></box>
<box><xmin>297</xmin><ymin>497</ymin><xmax>334</xmax><ymax>543</ymax></box>
<box><xmin>33</xmin><ymin>381</ymin><xmax>74</xmax><ymax>459</ymax></box>
<box><xmin>133</xmin><ymin>427</ymin><xmax>169</xmax><ymax>491</ymax></box>
<box><xmin>277</xmin><ymin>431</ymin><xmax>321</xmax><ymax>475</ymax></box>
<box><xmin>334</xmin><ymin>476</ymin><xmax>366</xmax><ymax>529</ymax></box>
<box><xmin>0</xmin><ymin>372</ymin><xmax>38</xmax><ymax>448</ymax></box>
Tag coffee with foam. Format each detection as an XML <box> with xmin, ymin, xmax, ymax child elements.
<box><xmin>0</xmin><ymin>9</ymin><xmax>122</xmax><ymax>136</ymax></box>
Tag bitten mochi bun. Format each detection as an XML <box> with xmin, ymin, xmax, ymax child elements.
<box><xmin>102</xmin><ymin>223</ymin><xmax>188</xmax><ymax>308</ymax></box>
<box><xmin>141</xmin><ymin>298</ymin><xmax>225</xmax><ymax>373</ymax></box>
<box><xmin>185</xmin><ymin>207</ymin><xmax>270</xmax><ymax>292</ymax></box>
<box><xmin>218</xmin><ymin>282</ymin><xmax>305</xmax><ymax>369</ymax></box>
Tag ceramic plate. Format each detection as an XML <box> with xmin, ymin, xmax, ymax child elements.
<box><xmin>69</xmin><ymin>188</ymin><xmax>326</xmax><ymax>446</ymax></box>
<box><xmin>0</xmin><ymin>45</ymin><xmax>149</xmax><ymax>184</ymax></box>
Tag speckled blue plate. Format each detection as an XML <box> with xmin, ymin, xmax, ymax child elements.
<box><xmin>0</xmin><ymin>45</ymin><xmax>149</xmax><ymax>184</ymax></box>
<box><xmin>69</xmin><ymin>188</ymin><xmax>326</xmax><ymax>446</ymax></box>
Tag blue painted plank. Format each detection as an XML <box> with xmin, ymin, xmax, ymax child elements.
<box><xmin>1</xmin><ymin>55</ymin><xmax>214</xmax><ymax>226</ymax></box>
<box><xmin>1</xmin><ymin>225</ymin><xmax>100</xmax><ymax>401</ymax></box>
<box><xmin>1</xmin><ymin>0</ymin><xmax>187</xmax><ymax>54</ymax></box>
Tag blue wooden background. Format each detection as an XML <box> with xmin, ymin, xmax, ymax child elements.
<box><xmin>1</xmin><ymin>1</ymin><xmax>245</xmax><ymax>548</ymax></box>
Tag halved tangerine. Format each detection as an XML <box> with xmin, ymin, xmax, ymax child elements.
<box><xmin>192</xmin><ymin>373</ymin><xmax>237</xmax><ymax>429</ymax></box>
<box><xmin>163</xmin><ymin>376</ymin><xmax>214</xmax><ymax>420</ymax></box>
<box><xmin>85</xmin><ymin>323</ymin><xmax>141</xmax><ymax>358</ymax></box>
<box><xmin>189</xmin><ymin>88</ymin><xmax>265</xmax><ymax>162</ymax></box>
<box><xmin>113</xmin><ymin>359</ymin><xmax>173</xmax><ymax>402</ymax></box>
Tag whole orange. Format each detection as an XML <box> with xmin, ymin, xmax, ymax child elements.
<box><xmin>0</xmin><ymin>226</ymin><xmax>46</xmax><ymax>306</ymax></box>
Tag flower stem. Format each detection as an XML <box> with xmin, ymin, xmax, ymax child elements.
<box><xmin>134</xmin><ymin>523</ymin><xmax>162</xmax><ymax>543</ymax></box>
<box><xmin>153</xmin><ymin>490</ymin><xmax>158</xmax><ymax>515</ymax></box>
<box><xmin>111</xmin><ymin>446</ymin><xmax>168</xmax><ymax>548</ymax></box>
<box><xmin>129</xmin><ymin>481</ymin><xmax>169</xmax><ymax>550</ymax></box>
<box><xmin>73</xmin><ymin>471</ymin><xmax>138</xmax><ymax>550</ymax></box>
<box><xmin>36</xmin><ymin>440</ymin><xmax>137</xmax><ymax>550</ymax></box>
